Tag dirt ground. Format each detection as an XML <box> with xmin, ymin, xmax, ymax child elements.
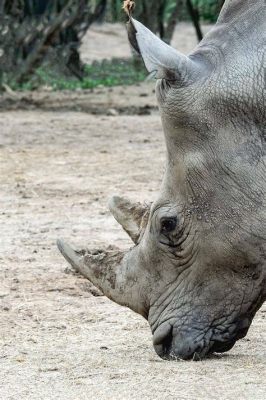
<box><xmin>0</xmin><ymin>23</ymin><xmax>265</xmax><ymax>400</ymax></box>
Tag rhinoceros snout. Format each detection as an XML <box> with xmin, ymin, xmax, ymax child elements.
<box><xmin>153</xmin><ymin>318</ymin><xmax>251</xmax><ymax>361</ymax></box>
<box><xmin>154</xmin><ymin>336</ymin><xmax>204</xmax><ymax>361</ymax></box>
<box><xmin>153</xmin><ymin>327</ymin><xmax>208</xmax><ymax>360</ymax></box>
<box><xmin>154</xmin><ymin>332</ymin><xmax>233</xmax><ymax>361</ymax></box>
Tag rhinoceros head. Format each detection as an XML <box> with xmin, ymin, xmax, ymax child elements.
<box><xmin>58</xmin><ymin>0</ymin><xmax>266</xmax><ymax>360</ymax></box>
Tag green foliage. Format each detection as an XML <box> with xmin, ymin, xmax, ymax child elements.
<box><xmin>3</xmin><ymin>58</ymin><xmax>147</xmax><ymax>91</ymax></box>
<box><xmin>191</xmin><ymin>0</ymin><xmax>222</xmax><ymax>22</ymax></box>
<box><xmin>0</xmin><ymin>0</ymin><xmax>107</xmax><ymax>87</ymax></box>
<box><xmin>163</xmin><ymin>0</ymin><xmax>222</xmax><ymax>22</ymax></box>
<box><xmin>109</xmin><ymin>0</ymin><xmax>222</xmax><ymax>23</ymax></box>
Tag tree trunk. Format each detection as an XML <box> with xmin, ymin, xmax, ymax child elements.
<box><xmin>163</xmin><ymin>0</ymin><xmax>183</xmax><ymax>45</ymax></box>
<box><xmin>0</xmin><ymin>0</ymin><xmax>107</xmax><ymax>86</ymax></box>
<box><xmin>186</xmin><ymin>0</ymin><xmax>203</xmax><ymax>41</ymax></box>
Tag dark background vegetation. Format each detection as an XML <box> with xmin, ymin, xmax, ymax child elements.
<box><xmin>0</xmin><ymin>0</ymin><xmax>224</xmax><ymax>91</ymax></box>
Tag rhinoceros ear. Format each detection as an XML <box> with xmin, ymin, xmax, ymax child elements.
<box><xmin>108</xmin><ymin>196</ymin><xmax>150</xmax><ymax>244</ymax></box>
<box><xmin>127</xmin><ymin>18</ymin><xmax>197</xmax><ymax>81</ymax></box>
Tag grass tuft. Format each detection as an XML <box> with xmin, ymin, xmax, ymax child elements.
<box><xmin>3</xmin><ymin>58</ymin><xmax>147</xmax><ymax>92</ymax></box>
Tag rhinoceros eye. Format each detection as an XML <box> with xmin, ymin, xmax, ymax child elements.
<box><xmin>160</xmin><ymin>217</ymin><xmax>177</xmax><ymax>234</ymax></box>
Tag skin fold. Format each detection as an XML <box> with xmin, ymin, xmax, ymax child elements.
<box><xmin>58</xmin><ymin>0</ymin><xmax>266</xmax><ymax>360</ymax></box>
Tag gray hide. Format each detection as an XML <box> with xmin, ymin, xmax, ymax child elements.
<box><xmin>58</xmin><ymin>0</ymin><xmax>266</xmax><ymax>360</ymax></box>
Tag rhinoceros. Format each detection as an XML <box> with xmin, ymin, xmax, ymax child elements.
<box><xmin>57</xmin><ymin>0</ymin><xmax>266</xmax><ymax>360</ymax></box>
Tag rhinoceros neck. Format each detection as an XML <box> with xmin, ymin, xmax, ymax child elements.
<box><xmin>193</xmin><ymin>0</ymin><xmax>265</xmax><ymax>65</ymax></box>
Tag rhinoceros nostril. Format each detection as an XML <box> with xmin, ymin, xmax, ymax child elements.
<box><xmin>161</xmin><ymin>329</ymin><xmax>173</xmax><ymax>355</ymax></box>
<box><xmin>234</xmin><ymin>318</ymin><xmax>250</xmax><ymax>340</ymax></box>
<box><xmin>211</xmin><ymin>340</ymin><xmax>236</xmax><ymax>353</ymax></box>
<box><xmin>153</xmin><ymin>325</ymin><xmax>173</xmax><ymax>358</ymax></box>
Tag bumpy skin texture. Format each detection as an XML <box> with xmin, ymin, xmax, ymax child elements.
<box><xmin>58</xmin><ymin>0</ymin><xmax>266</xmax><ymax>360</ymax></box>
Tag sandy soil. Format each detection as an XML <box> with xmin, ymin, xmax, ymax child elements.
<box><xmin>0</xmin><ymin>23</ymin><xmax>265</xmax><ymax>400</ymax></box>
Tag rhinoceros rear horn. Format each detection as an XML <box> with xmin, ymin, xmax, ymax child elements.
<box><xmin>127</xmin><ymin>18</ymin><xmax>200</xmax><ymax>82</ymax></box>
<box><xmin>109</xmin><ymin>196</ymin><xmax>150</xmax><ymax>244</ymax></box>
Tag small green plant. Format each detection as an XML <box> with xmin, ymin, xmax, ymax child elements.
<box><xmin>3</xmin><ymin>57</ymin><xmax>147</xmax><ymax>91</ymax></box>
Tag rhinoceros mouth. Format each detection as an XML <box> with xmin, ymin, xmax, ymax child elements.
<box><xmin>154</xmin><ymin>336</ymin><xmax>237</xmax><ymax>361</ymax></box>
<box><xmin>208</xmin><ymin>340</ymin><xmax>236</xmax><ymax>354</ymax></box>
<box><xmin>153</xmin><ymin>318</ymin><xmax>251</xmax><ymax>361</ymax></box>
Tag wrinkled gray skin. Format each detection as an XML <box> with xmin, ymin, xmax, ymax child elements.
<box><xmin>58</xmin><ymin>0</ymin><xmax>266</xmax><ymax>360</ymax></box>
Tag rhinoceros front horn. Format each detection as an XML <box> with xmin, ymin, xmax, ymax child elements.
<box><xmin>108</xmin><ymin>196</ymin><xmax>150</xmax><ymax>244</ymax></box>
<box><xmin>57</xmin><ymin>239</ymin><xmax>147</xmax><ymax>317</ymax></box>
<box><xmin>57</xmin><ymin>239</ymin><xmax>124</xmax><ymax>302</ymax></box>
